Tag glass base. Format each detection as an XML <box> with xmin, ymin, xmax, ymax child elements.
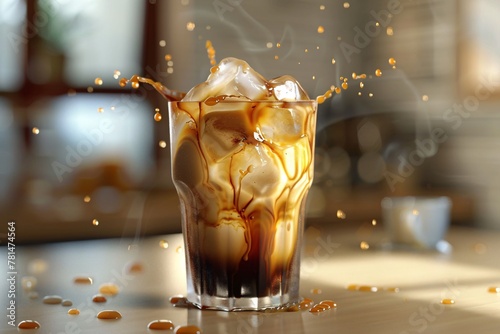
<box><xmin>187</xmin><ymin>293</ymin><xmax>298</xmax><ymax>311</ymax></box>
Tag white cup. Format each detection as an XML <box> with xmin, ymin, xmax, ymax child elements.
<box><xmin>381</xmin><ymin>196</ymin><xmax>452</xmax><ymax>249</ymax></box>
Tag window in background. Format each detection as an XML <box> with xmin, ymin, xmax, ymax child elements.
<box><xmin>0</xmin><ymin>0</ymin><xmax>26</xmax><ymax>91</ymax></box>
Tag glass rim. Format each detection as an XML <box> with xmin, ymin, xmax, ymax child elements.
<box><xmin>168</xmin><ymin>99</ymin><xmax>317</xmax><ymax>104</ymax></box>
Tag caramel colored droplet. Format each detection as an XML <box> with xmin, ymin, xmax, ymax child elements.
<box><xmin>360</xmin><ymin>241</ymin><xmax>370</xmax><ymax>250</ymax></box>
<box><xmin>73</xmin><ymin>276</ymin><xmax>93</xmax><ymax>285</ymax></box>
<box><xmin>488</xmin><ymin>286</ymin><xmax>500</xmax><ymax>293</ymax></box>
<box><xmin>62</xmin><ymin>299</ymin><xmax>73</xmax><ymax>306</ymax></box>
<box><xmin>309</xmin><ymin>303</ymin><xmax>329</xmax><ymax>313</ymax></box>
<box><xmin>319</xmin><ymin>300</ymin><xmax>337</xmax><ymax>308</ymax></box>
<box><xmin>165</xmin><ymin>54</ymin><xmax>172</xmax><ymax>61</ymax></box>
<box><xmin>174</xmin><ymin>325</ymin><xmax>202</xmax><ymax>334</ymax></box>
<box><xmin>68</xmin><ymin>308</ymin><xmax>80</xmax><ymax>315</ymax></box>
<box><xmin>441</xmin><ymin>298</ymin><xmax>455</xmax><ymax>305</ymax></box>
<box><xmin>317</xmin><ymin>25</ymin><xmax>325</xmax><ymax>34</ymax></box>
<box><xmin>310</xmin><ymin>288</ymin><xmax>322</xmax><ymax>294</ymax></box>
<box><xmin>92</xmin><ymin>294</ymin><xmax>107</xmax><ymax>303</ymax></box>
<box><xmin>331</xmin><ymin>58</ymin><xmax>336</xmax><ymax>64</ymax></box>
<box><xmin>299</xmin><ymin>297</ymin><xmax>314</xmax><ymax>309</ymax></box>
<box><xmin>387</xmin><ymin>26</ymin><xmax>394</xmax><ymax>36</ymax></box>
<box><xmin>371</xmin><ymin>219</ymin><xmax>377</xmax><ymax>226</ymax></box>
<box><xmin>94</xmin><ymin>77</ymin><xmax>103</xmax><ymax>86</ymax></box>
<box><xmin>388</xmin><ymin>57</ymin><xmax>396</xmax><ymax>66</ymax></box>
<box><xmin>98</xmin><ymin>107</ymin><xmax>104</xmax><ymax>113</ymax></box>
<box><xmin>99</xmin><ymin>283</ymin><xmax>120</xmax><ymax>296</ymax></box>
<box><xmin>336</xmin><ymin>210</ymin><xmax>346</xmax><ymax>219</ymax></box>
<box><xmin>422</xmin><ymin>95</ymin><xmax>429</xmax><ymax>102</ymax></box>
<box><xmin>159</xmin><ymin>140</ymin><xmax>167</xmax><ymax>148</ymax></box>
<box><xmin>92</xmin><ymin>219</ymin><xmax>99</xmax><ymax>226</ymax></box>
<box><xmin>169</xmin><ymin>295</ymin><xmax>187</xmax><ymax>305</ymax></box>
<box><xmin>346</xmin><ymin>284</ymin><xmax>359</xmax><ymax>291</ymax></box>
<box><xmin>119</xmin><ymin>78</ymin><xmax>128</xmax><ymax>87</ymax></box>
<box><xmin>334</xmin><ymin>86</ymin><xmax>341</xmax><ymax>94</ymax></box>
<box><xmin>97</xmin><ymin>310</ymin><xmax>122</xmax><ymax>320</ymax></box>
<box><xmin>154</xmin><ymin>112</ymin><xmax>162</xmax><ymax>122</ymax></box>
<box><xmin>113</xmin><ymin>70</ymin><xmax>121</xmax><ymax>79</ymax></box>
<box><xmin>83</xmin><ymin>195</ymin><xmax>91</xmax><ymax>203</ymax></box>
<box><xmin>386</xmin><ymin>287</ymin><xmax>400</xmax><ymax>293</ymax></box>
<box><xmin>127</xmin><ymin>261</ymin><xmax>144</xmax><ymax>274</ymax></box>
<box><xmin>43</xmin><ymin>295</ymin><xmax>63</xmax><ymax>304</ymax></box>
<box><xmin>18</xmin><ymin>320</ymin><xmax>41</xmax><ymax>329</ymax></box>
<box><xmin>375</xmin><ymin>69</ymin><xmax>382</xmax><ymax>77</ymax></box>
<box><xmin>148</xmin><ymin>319</ymin><xmax>175</xmax><ymax>330</ymax></box>
<box><xmin>186</xmin><ymin>22</ymin><xmax>195</xmax><ymax>31</ymax></box>
<box><xmin>359</xmin><ymin>285</ymin><xmax>378</xmax><ymax>292</ymax></box>
<box><xmin>159</xmin><ymin>240</ymin><xmax>169</xmax><ymax>248</ymax></box>
<box><xmin>286</xmin><ymin>305</ymin><xmax>300</xmax><ymax>312</ymax></box>
<box><xmin>131</xmin><ymin>81</ymin><xmax>140</xmax><ymax>89</ymax></box>
<box><xmin>343</xmin><ymin>2</ymin><xmax>350</xmax><ymax>9</ymax></box>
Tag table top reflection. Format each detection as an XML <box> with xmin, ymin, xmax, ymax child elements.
<box><xmin>2</xmin><ymin>223</ymin><xmax>500</xmax><ymax>333</ymax></box>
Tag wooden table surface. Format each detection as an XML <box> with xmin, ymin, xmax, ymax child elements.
<box><xmin>2</xmin><ymin>223</ymin><xmax>500</xmax><ymax>333</ymax></box>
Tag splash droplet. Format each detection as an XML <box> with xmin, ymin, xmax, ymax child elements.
<box><xmin>154</xmin><ymin>112</ymin><xmax>162</xmax><ymax>122</ymax></box>
<box><xmin>173</xmin><ymin>325</ymin><xmax>202</xmax><ymax>334</ymax></box>
<box><xmin>336</xmin><ymin>210</ymin><xmax>346</xmax><ymax>219</ymax></box>
<box><xmin>32</xmin><ymin>127</ymin><xmax>40</xmax><ymax>135</ymax></box>
<box><xmin>97</xmin><ymin>310</ymin><xmax>122</xmax><ymax>320</ymax></box>
<box><xmin>375</xmin><ymin>69</ymin><xmax>382</xmax><ymax>77</ymax></box>
<box><xmin>159</xmin><ymin>140</ymin><xmax>167</xmax><ymax>148</ymax></box>
<box><xmin>441</xmin><ymin>298</ymin><xmax>455</xmax><ymax>305</ymax></box>
<box><xmin>343</xmin><ymin>2</ymin><xmax>350</xmax><ymax>9</ymax></box>
<box><xmin>113</xmin><ymin>70</ymin><xmax>121</xmax><ymax>79</ymax></box>
<box><xmin>310</xmin><ymin>288</ymin><xmax>322</xmax><ymax>294</ymax></box>
<box><xmin>98</xmin><ymin>107</ymin><xmax>104</xmax><ymax>113</ymax></box>
<box><xmin>388</xmin><ymin>57</ymin><xmax>396</xmax><ymax>66</ymax></box>
<box><xmin>488</xmin><ymin>286</ymin><xmax>500</xmax><ymax>293</ymax></box>
<box><xmin>43</xmin><ymin>295</ymin><xmax>63</xmax><ymax>304</ymax></box>
<box><xmin>62</xmin><ymin>299</ymin><xmax>73</xmax><ymax>306</ymax></box>
<box><xmin>317</xmin><ymin>26</ymin><xmax>325</xmax><ymax>34</ymax></box>
<box><xmin>18</xmin><ymin>320</ymin><xmax>41</xmax><ymax>329</ymax></box>
<box><xmin>99</xmin><ymin>283</ymin><xmax>120</xmax><ymax>296</ymax></box>
<box><xmin>92</xmin><ymin>294</ymin><xmax>107</xmax><ymax>303</ymax></box>
<box><xmin>148</xmin><ymin>319</ymin><xmax>175</xmax><ymax>330</ymax></box>
<box><xmin>73</xmin><ymin>276</ymin><xmax>93</xmax><ymax>285</ymax></box>
<box><xmin>83</xmin><ymin>195</ymin><xmax>91</xmax><ymax>203</ymax></box>
<box><xmin>186</xmin><ymin>22</ymin><xmax>195</xmax><ymax>31</ymax></box>
<box><xmin>360</xmin><ymin>241</ymin><xmax>370</xmax><ymax>250</ymax></box>
<box><xmin>68</xmin><ymin>308</ymin><xmax>80</xmax><ymax>315</ymax></box>
<box><xmin>159</xmin><ymin>240</ymin><xmax>169</xmax><ymax>249</ymax></box>
<box><xmin>92</xmin><ymin>219</ymin><xmax>99</xmax><ymax>226</ymax></box>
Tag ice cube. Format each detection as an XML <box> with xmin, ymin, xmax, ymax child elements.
<box><xmin>270</xmin><ymin>75</ymin><xmax>310</xmax><ymax>101</ymax></box>
<box><xmin>182</xmin><ymin>58</ymin><xmax>269</xmax><ymax>101</ymax></box>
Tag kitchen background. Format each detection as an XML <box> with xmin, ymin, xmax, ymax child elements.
<box><xmin>1</xmin><ymin>0</ymin><xmax>498</xmax><ymax>244</ymax></box>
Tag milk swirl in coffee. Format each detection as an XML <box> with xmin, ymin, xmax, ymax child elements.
<box><xmin>168</xmin><ymin>57</ymin><xmax>317</xmax><ymax>310</ymax></box>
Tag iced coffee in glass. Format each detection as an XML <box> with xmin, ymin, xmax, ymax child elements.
<box><xmin>168</xmin><ymin>58</ymin><xmax>317</xmax><ymax>311</ymax></box>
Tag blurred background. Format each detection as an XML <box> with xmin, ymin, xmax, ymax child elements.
<box><xmin>0</xmin><ymin>0</ymin><xmax>498</xmax><ymax>244</ymax></box>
